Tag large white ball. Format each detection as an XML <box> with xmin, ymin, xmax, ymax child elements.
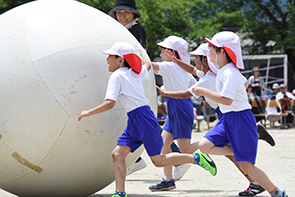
<box><xmin>0</xmin><ymin>0</ymin><xmax>157</xmax><ymax>196</ymax></box>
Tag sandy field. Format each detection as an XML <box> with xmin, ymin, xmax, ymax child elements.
<box><xmin>1</xmin><ymin>120</ymin><xmax>294</xmax><ymax>197</ymax></box>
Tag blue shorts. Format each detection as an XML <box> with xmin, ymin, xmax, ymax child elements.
<box><xmin>215</xmin><ymin>107</ymin><xmax>222</xmax><ymax>120</ymax></box>
<box><xmin>163</xmin><ymin>97</ymin><xmax>194</xmax><ymax>140</ymax></box>
<box><xmin>117</xmin><ymin>106</ymin><xmax>163</xmax><ymax>157</ymax></box>
<box><xmin>204</xmin><ymin>109</ymin><xmax>258</xmax><ymax>163</ymax></box>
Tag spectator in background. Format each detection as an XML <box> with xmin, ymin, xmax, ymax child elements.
<box><xmin>109</xmin><ymin>0</ymin><xmax>147</xmax><ymax>49</ymax></box>
<box><xmin>247</xmin><ymin>85</ymin><xmax>265</xmax><ymax>122</ymax></box>
<box><xmin>276</xmin><ymin>84</ymin><xmax>295</xmax><ymax>126</ymax></box>
<box><xmin>248</xmin><ymin>67</ymin><xmax>265</xmax><ymax>97</ymax></box>
<box><xmin>269</xmin><ymin>83</ymin><xmax>279</xmax><ymax>99</ymax></box>
<box><xmin>276</xmin><ymin>84</ymin><xmax>295</xmax><ymax>100</ymax></box>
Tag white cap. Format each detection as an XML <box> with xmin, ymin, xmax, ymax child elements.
<box><xmin>272</xmin><ymin>83</ymin><xmax>279</xmax><ymax>89</ymax></box>
<box><xmin>190</xmin><ymin>43</ymin><xmax>219</xmax><ymax>75</ymax></box>
<box><xmin>157</xmin><ymin>36</ymin><xmax>190</xmax><ymax>64</ymax></box>
<box><xmin>205</xmin><ymin>31</ymin><xmax>244</xmax><ymax>70</ymax></box>
<box><xmin>280</xmin><ymin>84</ymin><xmax>286</xmax><ymax>88</ymax></box>
<box><xmin>103</xmin><ymin>42</ymin><xmax>142</xmax><ymax>74</ymax></box>
<box><xmin>190</xmin><ymin>43</ymin><xmax>209</xmax><ymax>56</ymax></box>
<box><xmin>103</xmin><ymin>42</ymin><xmax>137</xmax><ymax>57</ymax></box>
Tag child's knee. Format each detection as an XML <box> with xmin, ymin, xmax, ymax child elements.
<box><xmin>198</xmin><ymin>138</ymin><xmax>212</xmax><ymax>154</ymax></box>
<box><xmin>150</xmin><ymin>156</ymin><xmax>164</xmax><ymax>167</ymax></box>
<box><xmin>112</xmin><ymin>150</ymin><xmax>123</xmax><ymax>162</ymax></box>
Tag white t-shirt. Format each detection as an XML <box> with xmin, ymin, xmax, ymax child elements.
<box><xmin>217</xmin><ymin>63</ymin><xmax>251</xmax><ymax>113</ymax></box>
<box><xmin>105</xmin><ymin>66</ymin><xmax>149</xmax><ymax>112</ymax></box>
<box><xmin>154</xmin><ymin>61</ymin><xmax>196</xmax><ymax>91</ymax></box>
<box><xmin>276</xmin><ymin>91</ymin><xmax>295</xmax><ymax>100</ymax></box>
<box><xmin>188</xmin><ymin>70</ymin><xmax>219</xmax><ymax>109</ymax></box>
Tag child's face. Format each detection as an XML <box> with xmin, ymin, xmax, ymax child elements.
<box><xmin>106</xmin><ymin>55</ymin><xmax>122</xmax><ymax>72</ymax></box>
<box><xmin>116</xmin><ymin>10</ymin><xmax>135</xmax><ymax>26</ymax></box>
<box><xmin>209</xmin><ymin>46</ymin><xmax>217</xmax><ymax>64</ymax></box>
<box><xmin>194</xmin><ymin>56</ymin><xmax>203</xmax><ymax>70</ymax></box>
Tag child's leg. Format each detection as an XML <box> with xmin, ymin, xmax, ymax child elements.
<box><xmin>112</xmin><ymin>145</ymin><xmax>131</xmax><ymax>193</ymax></box>
<box><xmin>226</xmin><ymin>155</ymin><xmax>256</xmax><ymax>182</ymax></box>
<box><xmin>239</xmin><ymin>161</ymin><xmax>276</xmax><ymax>193</ymax></box>
<box><xmin>176</xmin><ymin>138</ymin><xmax>199</xmax><ymax>154</ymax></box>
<box><xmin>161</xmin><ymin>130</ymin><xmax>174</xmax><ymax>178</ymax></box>
<box><xmin>199</xmin><ymin>137</ymin><xmax>234</xmax><ymax>156</ymax></box>
<box><xmin>228</xmin><ymin>155</ymin><xmax>266</xmax><ymax>196</ymax></box>
<box><xmin>150</xmin><ymin>152</ymin><xmax>194</xmax><ymax>167</ymax></box>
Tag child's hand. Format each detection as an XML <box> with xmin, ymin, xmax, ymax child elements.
<box><xmin>78</xmin><ymin>110</ymin><xmax>90</xmax><ymax>121</ymax></box>
<box><xmin>156</xmin><ymin>86</ymin><xmax>166</xmax><ymax>97</ymax></box>
<box><xmin>191</xmin><ymin>87</ymin><xmax>204</xmax><ymax>97</ymax></box>
<box><xmin>164</xmin><ymin>49</ymin><xmax>178</xmax><ymax>63</ymax></box>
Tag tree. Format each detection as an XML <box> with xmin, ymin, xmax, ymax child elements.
<box><xmin>0</xmin><ymin>0</ymin><xmax>32</xmax><ymax>14</ymax></box>
<box><xmin>240</xmin><ymin>0</ymin><xmax>295</xmax><ymax>89</ymax></box>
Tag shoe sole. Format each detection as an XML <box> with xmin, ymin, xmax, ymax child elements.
<box><xmin>257</xmin><ymin>123</ymin><xmax>275</xmax><ymax>146</ymax></box>
<box><xmin>149</xmin><ymin>186</ymin><xmax>176</xmax><ymax>192</ymax></box>
<box><xmin>126</xmin><ymin>160</ymin><xmax>147</xmax><ymax>176</ymax></box>
<box><xmin>200</xmin><ymin>153</ymin><xmax>217</xmax><ymax>176</ymax></box>
<box><xmin>173</xmin><ymin>164</ymin><xmax>191</xmax><ymax>180</ymax></box>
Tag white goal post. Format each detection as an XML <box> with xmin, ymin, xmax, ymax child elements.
<box><xmin>241</xmin><ymin>54</ymin><xmax>288</xmax><ymax>97</ymax></box>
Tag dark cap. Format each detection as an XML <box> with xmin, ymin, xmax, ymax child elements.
<box><xmin>109</xmin><ymin>0</ymin><xmax>141</xmax><ymax>19</ymax></box>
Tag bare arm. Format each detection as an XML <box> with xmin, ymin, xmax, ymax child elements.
<box><xmin>191</xmin><ymin>86</ymin><xmax>233</xmax><ymax>105</ymax></box>
<box><xmin>139</xmin><ymin>55</ymin><xmax>151</xmax><ymax>71</ymax></box>
<box><xmin>156</xmin><ymin>86</ymin><xmax>193</xmax><ymax>99</ymax></box>
<box><xmin>78</xmin><ymin>99</ymin><xmax>116</xmax><ymax>121</ymax></box>
<box><xmin>244</xmin><ymin>81</ymin><xmax>249</xmax><ymax>89</ymax></box>
<box><xmin>151</xmin><ymin>62</ymin><xmax>159</xmax><ymax>71</ymax></box>
<box><xmin>165</xmin><ymin>49</ymin><xmax>197</xmax><ymax>75</ymax></box>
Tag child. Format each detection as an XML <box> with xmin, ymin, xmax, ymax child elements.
<box><xmin>149</xmin><ymin>36</ymin><xmax>217</xmax><ymax>192</ymax></box>
<box><xmin>78</xmin><ymin>42</ymin><xmax>216</xmax><ymax>197</ymax></box>
<box><xmin>190</xmin><ymin>31</ymin><xmax>288</xmax><ymax>197</ymax></box>
<box><xmin>158</xmin><ymin>42</ymin><xmax>276</xmax><ymax>196</ymax></box>
<box><xmin>109</xmin><ymin>0</ymin><xmax>148</xmax><ymax>174</ymax></box>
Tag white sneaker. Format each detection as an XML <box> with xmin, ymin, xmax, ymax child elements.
<box><xmin>173</xmin><ymin>163</ymin><xmax>191</xmax><ymax>180</ymax></box>
<box><xmin>126</xmin><ymin>158</ymin><xmax>147</xmax><ymax>176</ymax></box>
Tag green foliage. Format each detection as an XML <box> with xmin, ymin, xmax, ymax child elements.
<box><xmin>0</xmin><ymin>0</ymin><xmax>32</xmax><ymax>14</ymax></box>
<box><xmin>78</xmin><ymin>0</ymin><xmax>114</xmax><ymax>14</ymax></box>
<box><xmin>1</xmin><ymin>0</ymin><xmax>294</xmax><ymax>70</ymax></box>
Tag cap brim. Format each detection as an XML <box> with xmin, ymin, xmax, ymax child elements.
<box><xmin>103</xmin><ymin>49</ymin><xmax>119</xmax><ymax>57</ymax></box>
<box><xmin>205</xmin><ymin>37</ymin><xmax>217</xmax><ymax>47</ymax></box>
<box><xmin>190</xmin><ymin>51</ymin><xmax>203</xmax><ymax>56</ymax></box>
<box><xmin>157</xmin><ymin>42</ymin><xmax>172</xmax><ymax>50</ymax></box>
<box><xmin>109</xmin><ymin>6</ymin><xmax>141</xmax><ymax>19</ymax></box>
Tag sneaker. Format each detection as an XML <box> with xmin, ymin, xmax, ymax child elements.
<box><xmin>193</xmin><ymin>149</ymin><xmax>217</xmax><ymax>176</ymax></box>
<box><xmin>149</xmin><ymin>178</ymin><xmax>176</xmax><ymax>192</ymax></box>
<box><xmin>173</xmin><ymin>163</ymin><xmax>191</xmax><ymax>180</ymax></box>
<box><xmin>257</xmin><ymin>123</ymin><xmax>275</xmax><ymax>146</ymax></box>
<box><xmin>238</xmin><ymin>183</ymin><xmax>265</xmax><ymax>196</ymax></box>
<box><xmin>126</xmin><ymin>157</ymin><xmax>147</xmax><ymax>176</ymax></box>
<box><xmin>111</xmin><ymin>191</ymin><xmax>128</xmax><ymax>197</ymax></box>
<box><xmin>281</xmin><ymin>190</ymin><xmax>288</xmax><ymax>197</ymax></box>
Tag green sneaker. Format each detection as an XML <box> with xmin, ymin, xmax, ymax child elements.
<box><xmin>111</xmin><ymin>191</ymin><xmax>127</xmax><ymax>197</ymax></box>
<box><xmin>193</xmin><ymin>149</ymin><xmax>217</xmax><ymax>176</ymax></box>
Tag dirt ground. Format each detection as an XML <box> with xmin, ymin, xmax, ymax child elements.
<box><xmin>1</xmin><ymin>120</ymin><xmax>294</xmax><ymax>197</ymax></box>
